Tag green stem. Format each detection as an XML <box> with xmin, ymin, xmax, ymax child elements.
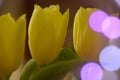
<box><xmin>20</xmin><ymin>59</ymin><xmax>39</xmax><ymax>80</ymax></box>
<box><xmin>30</xmin><ymin>59</ymin><xmax>84</xmax><ymax>80</ymax></box>
<box><xmin>20</xmin><ymin>48</ymin><xmax>85</xmax><ymax>80</ymax></box>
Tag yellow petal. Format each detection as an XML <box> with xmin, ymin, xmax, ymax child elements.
<box><xmin>51</xmin><ymin>10</ymin><xmax>69</xmax><ymax>62</ymax></box>
<box><xmin>0</xmin><ymin>13</ymin><xmax>26</xmax><ymax>75</ymax></box>
<box><xmin>73</xmin><ymin>7</ymin><xmax>95</xmax><ymax>54</ymax></box>
<box><xmin>43</xmin><ymin>5</ymin><xmax>62</xmax><ymax>37</ymax></box>
<box><xmin>47</xmin><ymin>6</ymin><xmax>69</xmax><ymax>64</ymax></box>
<box><xmin>73</xmin><ymin>7</ymin><xmax>109</xmax><ymax>61</ymax></box>
<box><xmin>44</xmin><ymin>5</ymin><xmax>60</xmax><ymax>11</ymax></box>
<box><xmin>29</xmin><ymin>5</ymin><xmax>69</xmax><ymax>65</ymax></box>
<box><xmin>29</xmin><ymin>5</ymin><xmax>56</xmax><ymax>65</ymax></box>
<box><xmin>16</xmin><ymin>14</ymin><xmax>26</xmax><ymax>65</ymax></box>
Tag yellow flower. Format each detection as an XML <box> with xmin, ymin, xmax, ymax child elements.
<box><xmin>28</xmin><ymin>5</ymin><xmax>69</xmax><ymax>65</ymax></box>
<box><xmin>0</xmin><ymin>13</ymin><xmax>26</xmax><ymax>75</ymax></box>
<box><xmin>73</xmin><ymin>7</ymin><xmax>109</xmax><ymax>61</ymax></box>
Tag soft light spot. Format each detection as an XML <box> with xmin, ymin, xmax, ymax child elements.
<box><xmin>0</xmin><ymin>0</ymin><xmax>3</xmax><ymax>6</ymax></box>
<box><xmin>89</xmin><ymin>10</ymin><xmax>108</xmax><ymax>32</ymax></box>
<box><xmin>99</xmin><ymin>45</ymin><xmax>120</xmax><ymax>71</ymax></box>
<box><xmin>102</xmin><ymin>16</ymin><xmax>120</xmax><ymax>39</ymax></box>
<box><xmin>115</xmin><ymin>0</ymin><xmax>120</xmax><ymax>6</ymax></box>
<box><xmin>103</xmin><ymin>70</ymin><xmax>118</xmax><ymax>80</ymax></box>
<box><xmin>80</xmin><ymin>62</ymin><xmax>103</xmax><ymax>80</ymax></box>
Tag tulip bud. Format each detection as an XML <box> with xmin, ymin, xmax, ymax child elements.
<box><xmin>73</xmin><ymin>7</ymin><xmax>109</xmax><ymax>61</ymax></box>
<box><xmin>28</xmin><ymin>5</ymin><xmax>69</xmax><ymax>65</ymax></box>
<box><xmin>0</xmin><ymin>13</ymin><xmax>26</xmax><ymax>75</ymax></box>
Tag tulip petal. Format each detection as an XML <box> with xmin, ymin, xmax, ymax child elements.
<box><xmin>44</xmin><ymin>5</ymin><xmax>60</xmax><ymax>12</ymax></box>
<box><xmin>0</xmin><ymin>13</ymin><xmax>26</xmax><ymax>75</ymax></box>
<box><xmin>47</xmin><ymin>7</ymin><xmax>69</xmax><ymax>63</ymax></box>
<box><xmin>0</xmin><ymin>13</ymin><xmax>16</xmax><ymax>74</ymax></box>
<box><xmin>29</xmin><ymin>5</ymin><xmax>69</xmax><ymax>65</ymax></box>
<box><xmin>73</xmin><ymin>7</ymin><xmax>109</xmax><ymax>61</ymax></box>
<box><xmin>29</xmin><ymin>5</ymin><xmax>56</xmax><ymax>65</ymax></box>
<box><xmin>73</xmin><ymin>7</ymin><xmax>90</xmax><ymax>56</ymax></box>
<box><xmin>53</xmin><ymin>9</ymin><xmax>69</xmax><ymax>57</ymax></box>
<box><xmin>16</xmin><ymin>14</ymin><xmax>26</xmax><ymax>64</ymax></box>
<box><xmin>43</xmin><ymin>5</ymin><xmax>62</xmax><ymax>38</ymax></box>
<box><xmin>47</xmin><ymin>8</ymin><xmax>69</xmax><ymax>62</ymax></box>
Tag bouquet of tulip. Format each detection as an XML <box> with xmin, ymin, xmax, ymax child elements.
<box><xmin>0</xmin><ymin>4</ymin><xmax>120</xmax><ymax>80</ymax></box>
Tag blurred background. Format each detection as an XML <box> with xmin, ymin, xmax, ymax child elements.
<box><xmin>0</xmin><ymin>0</ymin><xmax>120</xmax><ymax>80</ymax></box>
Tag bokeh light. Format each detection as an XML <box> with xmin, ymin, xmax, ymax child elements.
<box><xmin>103</xmin><ymin>70</ymin><xmax>118</xmax><ymax>80</ymax></box>
<box><xmin>115</xmin><ymin>0</ymin><xmax>120</xmax><ymax>6</ymax></box>
<box><xmin>80</xmin><ymin>62</ymin><xmax>103</xmax><ymax>80</ymax></box>
<box><xmin>102</xmin><ymin>16</ymin><xmax>120</xmax><ymax>39</ymax></box>
<box><xmin>0</xmin><ymin>0</ymin><xmax>3</xmax><ymax>6</ymax></box>
<box><xmin>99</xmin><ymin>45</ymin><xmax>120</xmax><ymax>71</ymax></box>
<box><xmin>89</xmin><ymin>10</ymin><xmax>108</xmax><ymax>32</ymax></box>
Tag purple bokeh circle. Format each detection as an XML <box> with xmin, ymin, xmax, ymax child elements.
<box><xmin>80</xmin><ymin>62</ymin><xmax>103</xmax><ymax>80</ymax></box>
<box><xmin>89</xmin><ymin>10</ymin><xmax>108</xmax><ymax>32</ymax></box>
<box><xmin>99</xmin><ymin>45</ymin><xmax>120</xmax><ymax>71</ymax></box>
<box><xmin>102</xmin><ymin>16</ymin><xmax>120</xmax><ymax>39</ymax></box>
<box><xmin>115</xmin><ymin>0</ymin><xmax>120</xmax><ymax>7</ymax></box>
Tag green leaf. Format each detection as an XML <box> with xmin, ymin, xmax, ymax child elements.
<box><xmin>56</xmin><ymin>48</ymin><xmax>79</xmax><ymax>61</ymax></box>
<box><xmin>20</xmin><ymin>59</ymin><xmax>39</xmax><ymax>80</ymax></box>
<box><xmin>20</xmin><ymin>48</ymin><xmax>83</xmax><ymax>80</ymax></box>
<box><xmin>30</xmin><ymin>59</ymin><xmax>82</xmax><ymax>80</ymax></box>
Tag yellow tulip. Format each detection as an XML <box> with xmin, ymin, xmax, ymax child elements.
<box><xmin>0</xmin><ymin>13</ymin><xmax>26</xmax><ymax>75</ymax></box>
<box><xmin>28</xmin><ymin>5</ymin><xmax>69</xmax><ymax>65</ymax></box>
<box><xmin>73</xmin><ymin>7</ymin><xmax>109</xmax><ymax>61</ymax></box>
